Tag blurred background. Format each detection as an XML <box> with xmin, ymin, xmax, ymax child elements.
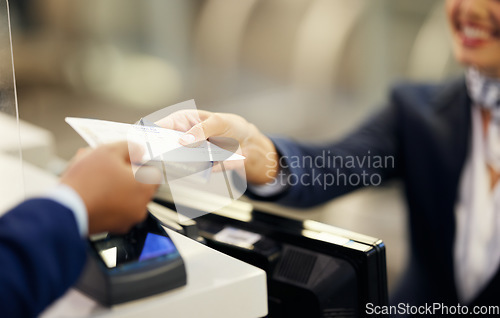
<box><xmin>6</xmin><ymin>0</ymin><xmax>463</xmax><ymax>294</ymax></box>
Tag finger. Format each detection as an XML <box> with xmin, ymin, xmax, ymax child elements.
<box><xmin>127</xmin><ymin>142</ymin><xmax>146</xmax><ymax>164</ymax></box>
<box><xmin>134</xmin><ymin>165</ymin><xmax>163</xmax><ymax>185</ymax></box>
<box><xmin>155</xmin><ymin>116</ymin><xmax>176</xmax><ymax>130</ymax></box>
<box><xmin>66</xmin><ymin>147</ymin><xmax>92</xmax><ymax>168</ymax></box>
<box><xmin>134</xmin><ymin>184</ymin><xmax>158</xmax><ymax>205</ymax></box>
<box><xmin>102</xmin><ymin>141</ymin><xmax>129</xmax><ymax>157</ymax></box>
<box><xmin>208</xmin><ymin>136</ymin><xmax>241</xmax><ymax>154</ymax></box>
<box><xmin>101</xmin><ymin>141</ymin><xmax>145</xmax><ymax>165</ymax></box>
<box><xmin>179</xmin><ymin>113</ymin><xmax>227</xmax><ymax>146</ymax></box>
<box><xmin>156</xmin><ymin>109</ymin><xmax>213</xmax><ymax>131</ymax></box>
<box><xmin>157</xmin><ymin>113</ymin><xmax>193</xmax><ymax>132</ymax></box>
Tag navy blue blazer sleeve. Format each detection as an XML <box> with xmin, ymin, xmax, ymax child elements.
<box><xmin>245</xmin><ymin>97</ymin><xmax>401</xmax><ymax>208</ymax></box>
<box><xmin>0</xmin><ymin>198</ymin><xmax>87</xmax><ymax>317</ymax></box>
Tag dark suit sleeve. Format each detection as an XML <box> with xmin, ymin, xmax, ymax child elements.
<box><xmin>0</xmin><ymin>199</ymin><xmax>87</xmax><ymax>317</ymax></box>
<box><xmin>246</xmin><ymin>101</ymin><xmax>401</xmax><ymax>208</ymax></box>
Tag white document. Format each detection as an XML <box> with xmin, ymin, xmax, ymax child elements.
<box><xmin>65</xmin><ymin>117</ymin><xmax>245</xmax><ymax>163</ymax></box>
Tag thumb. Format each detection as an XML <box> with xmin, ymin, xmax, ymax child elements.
<box><xmin>127</xmin><ymin>142</ymin><xmax>146</xmax><ymax>164</ymax></box>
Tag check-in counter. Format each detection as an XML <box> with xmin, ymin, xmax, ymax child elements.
<box><xmin>0</xmin><ymin>153</ymin><xmax>267</xmax><ymax>318</ymax></box>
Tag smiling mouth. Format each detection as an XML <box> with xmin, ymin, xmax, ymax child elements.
<box><xmin>463</xmin><ymin>25</ymin><xmax>490</xmax><ymax>40</ymax></box>
<box><xmin>454</xmin><ymin>21</ymin><xmax>500</xmax><ymax>48</ymax></box>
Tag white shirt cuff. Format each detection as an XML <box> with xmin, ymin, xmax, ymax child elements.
<box><xmin>44</xmin><ymin>184</ymin><xmax>88</xmax><ymax>237</ymax></box>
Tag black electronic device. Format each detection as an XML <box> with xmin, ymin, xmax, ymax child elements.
<box><xmin>155</xmin><ymin>198</ymin><xmax>388</xmax><ymax>318</ymax></box>
<box><xmin>76</xmin><ymin>213</ymin><xmax>187</xmax><ymax>306</ymax></box>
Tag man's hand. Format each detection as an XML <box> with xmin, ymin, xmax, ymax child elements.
<box><xmin>156</xmin><ymin>110</ymin><xmax>279</xmax><ymax>185</ymax></box>
<box><xmin>60</xmin><ymin>142</ymin><xmax>159</xmax><ymax>235</ymax></box>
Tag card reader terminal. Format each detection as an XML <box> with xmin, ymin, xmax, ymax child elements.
<box><xmin>76</xmin><ymin>213</ymin><xmax>187</xmax><ymax>306</ymax></box>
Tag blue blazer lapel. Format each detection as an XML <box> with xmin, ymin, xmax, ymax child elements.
<box><xmin>429</xmin><ymin>78</ymin><xmax>471</xmax><ymax>297</ymax></box>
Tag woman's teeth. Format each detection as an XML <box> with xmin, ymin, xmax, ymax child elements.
<box><xmin>463</xmin><ymin>26</ymin><xmax>490</xmax><ymax>40</ymax></box>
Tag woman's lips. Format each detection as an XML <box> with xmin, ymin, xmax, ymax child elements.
<box><xmin>457</xmin><ymin>24</ymin><xmax>498</xmax><ymax>48</ymax></box>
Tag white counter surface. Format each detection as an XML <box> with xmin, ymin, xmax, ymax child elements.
<box><xmin>42</xmin><ymin>229</ymin><xmax>268</xmax><ymax>318</ymax></box>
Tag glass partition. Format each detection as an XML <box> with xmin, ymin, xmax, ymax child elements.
<box><xmin>0</xmin><ymin>0</ymin><xmax>24</xmax><ymax>214</ymax></box>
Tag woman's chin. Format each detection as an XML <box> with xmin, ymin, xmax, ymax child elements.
<box><xmin>454</xmin><ymin>52</ymin><xmax>500</xmax><ymax>77</ymax></box>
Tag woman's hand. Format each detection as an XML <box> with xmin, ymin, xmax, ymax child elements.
<box><xmin>156</xmin><ymin>110</ymin><xmax>279</xmax><ymax>185</ymax></box>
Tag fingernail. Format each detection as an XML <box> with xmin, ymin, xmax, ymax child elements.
<box><xmin>180</xmin><ymin>133</ymin><xmax>196</xmax><ymax>144</ymax></box>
